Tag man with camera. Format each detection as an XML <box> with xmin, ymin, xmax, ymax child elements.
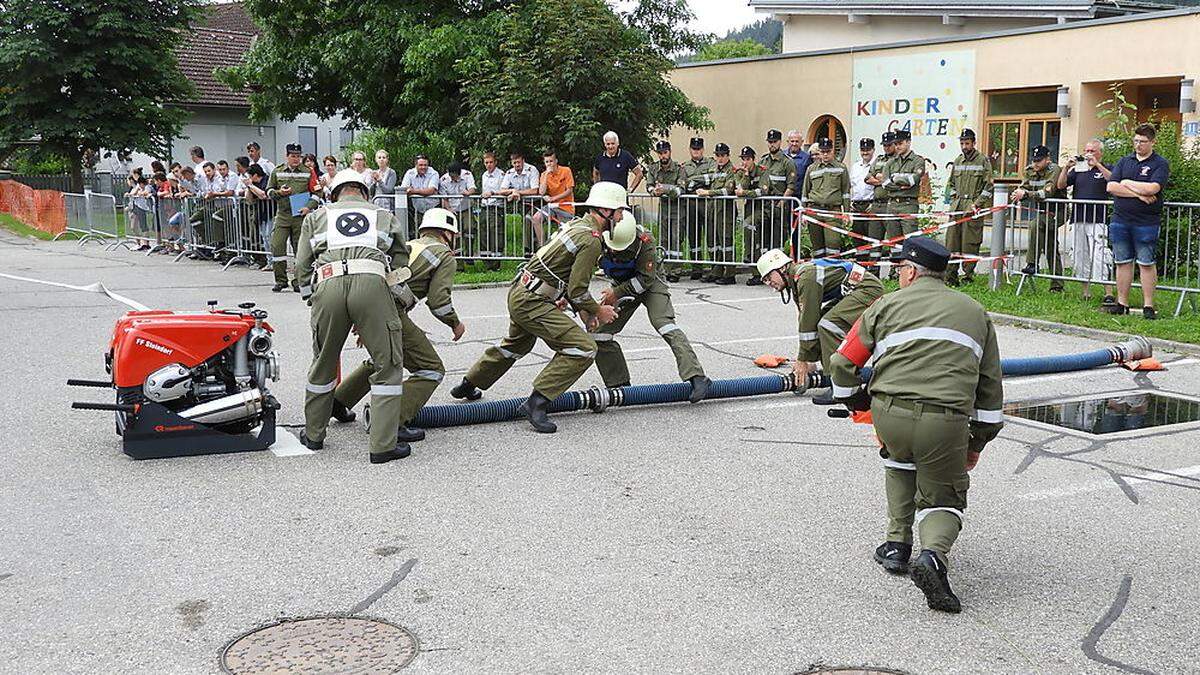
<box><xmin>1057</xmin><ymin>139</ymin><xmax>1114</xmax><ymax>306</ymax></box>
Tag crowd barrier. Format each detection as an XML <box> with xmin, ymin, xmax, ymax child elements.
<box><xmin>57</xmin><ymin>191</ymin><xmax>118</xmax><ymax>246</ymax></box>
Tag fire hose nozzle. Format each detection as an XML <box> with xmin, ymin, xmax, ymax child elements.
<box><xmin>1112</xmin><ymin>336</ymin><xmax>1153</xmax><ymax>363</ymax></box>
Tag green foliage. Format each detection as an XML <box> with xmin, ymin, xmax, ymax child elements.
<box><xmin>0</xmin><ymin>0</ymin><xmax>201</xmax><ymax>189</ymax></box>
<box><xmin>343</xmin><ymin>129</ymin><xmax>457</xmax><ymax>175</ymax></box>
<box><xmin>0</xmin><ymin>213</ymin><xmax>54</xmax><ymax>241</ymax></box>
<box><xmin>1095</xmin><ymin>81</ymin><xmax>1200</xmax><ymax>203</ymax></box>
<box><xmin>694</xmin><ymin>39</ymin><xmax>772</xmax><ymax>63</ymax></box>
<box><xmin>4</xmin><ymin>147</ymin><xmax>70</xmax><ymax>174</ymax></box>
<box><xmin>677</xmin><ymin>18</ymin><xmax>781</xmax><ymax>63</ymax></box>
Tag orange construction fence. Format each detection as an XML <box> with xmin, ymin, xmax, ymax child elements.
<box><xmin>0</xmin><ymin>180</ymin><xmax>66</xmax><ymax>235</ymax></box>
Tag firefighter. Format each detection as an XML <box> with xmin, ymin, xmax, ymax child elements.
<box><xmin>591</xmin><ymin>211</ymin><xmax>711</xmax><ymax>400</ymax></box>
<box><xmin>449</xmin><ymin>182</ymin><xmax>625</xmax><ymax>433</ymax></box>
<box><xmin>294</xmin><ymin>169</ymin><xmax>411</xmax><ymax>464</ymax></box>
<box><xmin>1014</xmin><ymin>144</ymin><xmax>1064</xmax><ymax>292</ymax></box>
<box><xmin>644</xmin><ymin>140</ymin><xmax>686</xmax><ymax>282</ymax></box>
<box><xmin>801</xmin><ymin>137</ymin><xmax>852</xmax><ymax>257</ymax></box>
<box><xmin>734</xmin><ymin>146</ymin><xmax>767</xmax><ymax>284</ymax></box>
<box><xmin>695</xmin><ymin>142</ymin><xmax>739</xmax><ymax>284</ymax></box>
<box><xmin>829</xmin><ymin>237</ymin><xmax>1003</xmax><ymax>613</ymax></box>
<box><xmin>682</xmin><ymin>136</ymin><xmax>716</xmax><ymax>280</ymax></box>
<box><xmin>266</xmin><ymin>143</ymin><xmax>321</xmax><ymax>293</ymax></box>
<box><xmin>755</xmin><ymin>129</ymin><xmax>799</xmax><ymax>278</ymax></box>
<box><xmin>880</xmin><ymin>129</ymin><xmax>925</xmax><ymax>244</ymax></box>
<box><xmin>862</xmin><ymin>131</ymin><xmax>897</xmax><ymax>266</ymax></box>
<box><xmin>945</xmin><ymin>129</ymin><xmax>995</xmax><ymax>286</ymax></box>
<box><xmin>755</xmin><ymin>248</ymin><xmax>883</xmax><ymax>405</ymax></box>
<box><xmin>330</xmin><ymin>207</ymin><xmax>466</xmax><ymax>443</ymax></box>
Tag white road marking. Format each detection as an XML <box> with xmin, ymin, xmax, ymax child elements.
<box><xmin>269</xmin><ymin>429</ymin><xmax>315</xmax><ymax>457</ymax></box>
<box><xmin>1018</xmin><ymin>463</ymin><xmax>1200</xmax><ymax>501</ymax></box>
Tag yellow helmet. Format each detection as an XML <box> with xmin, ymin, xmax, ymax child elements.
<box><xmin>602</xmin><ymin>210</ymin><xmax>638</xmax><ymax>251</ymax></box>
<box><xmin>420</xmin><ymin>207</ymin><xmax>459</xmax><ymax>234</ymax></box>
<box><xmin>755</xmin><ymin>249</ymin><xmax>792</xmax><ymax>278</ymax></box>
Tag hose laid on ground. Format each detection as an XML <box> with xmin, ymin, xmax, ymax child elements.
<box><xmin>410</xmin><ymin>336</ymin><xmax>1153</xmax><ymax>429</ymax></box>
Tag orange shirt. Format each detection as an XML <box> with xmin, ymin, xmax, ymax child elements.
<box><xmin>544</xmin><ymin>166</ymin><xmax>575</xmax><ymax>214</ymax></box>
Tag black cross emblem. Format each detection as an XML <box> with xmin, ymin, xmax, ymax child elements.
<box><xmin>335</xmin><ymin>212</ymin><xmax>370</xmax><ymax>237</ymax></box>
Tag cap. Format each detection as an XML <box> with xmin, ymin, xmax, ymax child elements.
<box><xmin>893</xmin><ymin>130</ymin><xmax>912</xmax><ymax>142</ymax></box>
<box><xmin>285</xmin><ymin>143</ymin><xmax>302</xmax><ymax>154</ymax></box>
<box><xmin>1031</xmin><ymin>144</ymin><xmax>1050</xmax><ymax>160</ymax></box>
<box><xmin>655</xmin><ymin>140</ymin><xmax>671</xmax><ymax>152</ymax></box>
<box><xmin>860</xmin><ymin>138</ymin><xmax>875</xmax><ymax>150</ymax></box>
<box><xmin>891</xmin><ymin>236</ymin><xmax>950</xmax><ymax>273</ymax></box>
<box><xmin>689</xmin><ymin>136</ymin><xmax>704</xmax><ymax>149</ymax></box>
<box><xmin>959</xmin><ymin>128</ymin><xmax>976</xmax><ymax>141</ymax></box>
<box><xmin>766</xmin><ymin>129</ymin><xmax>783</xmax><ymax>142</ymax></box>
<box><xmin>881</xmin><ymin>131</ymin><xmax>896</xmax><ymax>145</ymax></box>
<box><xmin>817</xmin><ymin>137</ymin><xmax>834</xmax><ymax>150</ymax></box>
<box><xmin>740</xmin><ymin>146</ymin><xmax>757</xmax><ymax>159</ymax></box>
<box><xmin>714</xmin><ymin>142</ymin><xmax>731</xmax><ymax>155</ymax></box>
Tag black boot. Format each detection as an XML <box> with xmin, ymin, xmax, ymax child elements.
<box><xmin>909</xmin><ymin>549</ymin><xmax>961</xmax><ymax>613</ymax></box>
<box><xmin>291</xmin><ymin>281</ymin><xmax>301</xmax><ymax>293</ymax></box>
<box><xmin>299</xmin><ymin>432</ymin><xmax>323</xmax><ymax>451</ymax></box>
<box><xmin>714</xmin><ymin>275</ymin><xmax>736</xmax><ymax>285</ymax></box>
<box><xmin>665</xmin><ymin>272</ymin><xmax>681</xmax><ymax>283</ymax></box>
<box><xmin>689</xmin><ymin>269</ymin><xmax>705</xmax><ymax>281</ymax></box>
<box><xmin>450</xmin><ymin>377</ymin><xmax>482</xmax><ymax>401</ymax></box>
<box><xmin>873</xmin><ymin>541</ymin><xmax>912</xmax><ymax>574</ymax></box>
<box><xmin>397</xmin><ymin>425</ymin><xmax>426</xmax><ymax>443</ymax></box>
<box><xmin>271</xmin><ymin>283</ymin><xmax>287</xmax><ymax>293</ymax></box>
<box><xmin>810</xmin><ymin>387</ymin><xmax>837</xmax><ymax>405</ymax></box>
<box><xmin>330</xmin><ymin>400</ymin><xmax>356</xmax><ymax>423</ymax></box>
<box><xmin>688</xmin><ymin>375</ymin><xmax>712</xmax><ymax>403</ymax></box>
<box><xmin>370</xmin><ymin>441</ymin><xmax>412</xmax><ymax>464</ymax></box>
<box><xmin>1020</xmin><ymin>263</ymin><xmax>1036</xmax><ymax>276</ymax></box>
<box><xmin>745</xmin><ymin>275</ymin><xmax>763</xmax><ymax>286</ymax></box>
<box><xmin>517</xmin><ymin>391</ymin><xmax>557</xmax><ymax>433</ymax></box>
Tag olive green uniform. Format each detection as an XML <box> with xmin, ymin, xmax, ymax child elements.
<box><xmin>863</xmin><ymin>152</ymin><xmax>893</xmax><ymax>263</ymax></box>
<box><xmin>882</xmin><ymin>150</ymin><xmax>927</xmax><ymax>240</ymax></box>
<box><xmin>1019</xmin><ymin>162</ymin><xmax>1064</xmax><ymax>290</ymax></box>
<box><xmin>802</xmin><ymin>159</ymin><xmax>852</xmax><ymax>258</ymax></box>
<box><xmin>465</xmin><ymin>213</ymin><xmax>605</xmax><ymax>399</ymax></box>
<box><xmin>592</xmin><ymin>230</ymin><xmax>705</xmax><ymax>386</ymax></box>
<box><xmin>645</xmin><ymin>159</ymin><xmax>685</xmax><ymax>267</ymax></box>
<box><xmin>707</xmin><ymin>159</ymin><xmax>740</xmax><ymax>279</ymax></box>
<box><xmin>267</xmin><ymin>164</ymin><xmax>320</xmax><ymax>287</ymax></box>
<box><xmin>333</xmin><ymin>234</ymin><xmax>460</xmax><ymax>426</ymax></box>
<box><xmin>788</xmin><ymin>260</ymin><xmax>883</xmax><ymax>369</ymax></box>
<box><xmin>736</xmin><ymin>161</ymin><xmax>769</xmax><ymax>268</ymax></box>
<box><xmin>946</xmin><ymin>151</ymin><xmax>995</xmax><ymax>282</ymax></box>
<box><xmin>752</xmin><ymin>150</ymin><xmax>798</xmax><ymax>258</ymax></box>
<box><xmin>295</xmin><ymin>194</ymin><xmax>408</xmax><ymax>456</ymax></box>
<box><xmin>830</xmin><ymin>276</ymin><xmax>1004</xmax><ymax>564</ymax></box>
<box><xmin>682</xmin><ymin>156</ymin><xmax>717</xmax><ymax>274</ymax></box>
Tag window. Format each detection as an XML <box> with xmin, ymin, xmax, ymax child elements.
<box><xmin>808</xmin><ymin>115</ymin><xmax>847</xmax><ymax>161</ymax></box>
<box><xmin>298</xmin><ymin>126</ymin><xmax>318</xmax><ymax>156</ymax></box>
<box><xmin>983</xmin><ymin>88</ymin><xmax>1060</xmax><ymax>180</ymax></box>
<box><xmin>339</xmin><ymin>127</ymin><xmax>355</xmax><ymax>151</ymax></box>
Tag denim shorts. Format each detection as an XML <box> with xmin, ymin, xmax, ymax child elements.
<box><xmin>1108</xmin><ymin>219</ymin><xmax>1159</xmax><ymax>266</ymax></box>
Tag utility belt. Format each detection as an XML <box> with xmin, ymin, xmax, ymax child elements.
<box><xmin>313</xmin><ymin>258</ymin><xmax>418</xmax><ymax>311</ymax></box>
<box><xmin>518</xmin><ymin>270</ymin><xmax>565</xmax><ymax>302</ymax></box>
<box><xmin>875</xmin><ymin>393</ymin><xmax>960</xmax><ymax>417</ymax></box>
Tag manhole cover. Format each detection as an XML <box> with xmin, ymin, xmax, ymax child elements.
<box><xmin>220</xmin><ymin>616</ymin><xmax>418</xmax><ymax>674</ymax></box>
<box><xmin>1004</xmin><ymin>391</ymin><xmax>1200</xmax><ymax>435</ymax></box>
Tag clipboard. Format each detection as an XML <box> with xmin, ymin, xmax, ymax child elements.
<box><xmin>289</xmin><ymin>193</ymin><xmax>310</xmax><ymax>216</ymax></box>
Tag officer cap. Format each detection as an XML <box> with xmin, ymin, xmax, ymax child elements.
<box><xmin>959</xmin><ymin>128</ymin><xmax>976</xmax><ymax>141</ymax></box>
<box><xmin>818</xmin><ymin>137</ymin><xmax>834</xmax><ymax>150</ymax></box>
<box><xmin>881</xmin><ymin>131</ymin><xmax>897</xmax><ymax>145</ymax></box>
<box><xmin>655</xmin><ymin>140</ymin><xmax>671</xmax><ymax>152</ymax></box>
<box><xmin>285</xmin><ymin>143</ymin><xmax>302</xmax><ymax>155</ymax></box>
<box><xmin>860</xmin><ymin>138</ymin><xmax>875</xmax><ymax>150</ymax></box>
<box><xmin>689</xmin><ymin>137</ymin><xmax>704</xmax><ymax>149</ymax></box>
<box><xmin>893</xmin><ymin>129</ymin><xmax>912</xmax><ymax>142</ymax></box>
<box><xmin>740</xmin><ymin>146</ymin><xmax>757</xmax><ymax>159</ymax></box>
<box><xmin>714</xmin><ymin>142</ymin><xmax>731</xmax><ymax>155</ymax></box>
<box><xmin>891</xmin><ymin>236</ymin><xmax>950</xmax><ymax>272</ymax></box>
<box><xmin>766</xmin><ymin>129</ymin><xmax>783</xmax><ymax>142</ymax></box>
<box><xmin>1031</xmin><ymin>144</ymin><xmax>1051</xmax><ymax>160</ymax></box>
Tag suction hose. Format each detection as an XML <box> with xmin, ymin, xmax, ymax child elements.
<box><xmin>410</xmin><ymin>336</ymin><xmax>1153</xmax><ymax>429</ymax></box>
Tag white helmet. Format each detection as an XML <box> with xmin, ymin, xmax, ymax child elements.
<box><xmin>579</xmin><ymin>181</ymin><xmax>629</xmax><ymax>211</ymax></box>
<box><xmin>755</xmin><ymin>249</ymin><xmax>792</xmax><ymax>279</ymax></box>
<box><xmin>420</xmin><ymin>207</ymin><xmax>459</xmax><ymax>234</ymax></box>
<box><xmin>329</xmin><ymin>168</ymin><xmax>369</xmax><ymax>201</ymax></box>
<box><xmin>603</xmin><ymin>210</ymin><xmax>638</xmax><ymax>251</ymax></box>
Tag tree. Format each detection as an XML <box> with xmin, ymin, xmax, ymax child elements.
<box><xmin>0</xmin><ymin>0</ymin><xmax>201</xmax><ymax>190</ymax></box>
<box><xmin>694</xmin><ymin>38</ymin><xmax>773</xmax><ymax>63</ymax></box>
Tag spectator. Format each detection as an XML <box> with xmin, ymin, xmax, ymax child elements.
<box><xmin>477</xmin><ymin>151</ymin><xmax>506</xmax><ymax>263</ymax></box>
<box><xmin>177</xmin><ymin>166</ymin><xmax>198</xmax><ymax>198</ymax></box>
<box><xmin>401</xmin><ymin>154</ymin><xmax>441</xmax><ymax>221</ymax></box>
<box><xmin>126</xmin><ymin>174</ymin><xmax>154</xmax><ymax>250</ymax></box>
<box><xmin>593</xmin><ymin>131</ymin><xmax>643</xmax><ymax>191</ymax></box>
<box><xmin>349</xmin><ymin>151</ymin><xmax>375</xmax><ymax>190</ymax></box>
<box><xmin>440</xmin><ymin>161</ymin><xmax>476</xmax><ymax>257</ymax></box>
<box><xmin>233</xmin><ymin>156</ymin><xmax>252</xmax><ymax>197</ymax></box>
<box><xmin>320</xmin><ymin>155</ymin><xmax>338</xmax><ymax>199</ymax></box>
<box><xmin>169</xmin><ymin>162</ymin><xmax>183</xmax><ymax>182</ymax></box>
<box><xmin>150</xmin><ymin>160</ymin><xmax>167</xmax><ymax>177</ymax></box>
<box><xmin>532</xmin><ymin>149</ymin><xmax>575</xmax><ymax>248</ymax></box>
<box><xmin>1105</xmin><ymin>123</ymin><xmax>1170</xmax><ymax>319</ymax></box>
<box><xmin>189</xmin><ymin>145</ymin><xmax>206</xmax><ymax>176</ymax></box>
<box><xmin>302</xmin><ymin>154</ymin><xmax>322</xmax><ymax>189</ymax></box>
<box><xmin>1057</xmin><ymin>139</ymin><xmax>1114</xmax><ymax>306</ymax></box>
<box><xmin>246</xmin><ymin>142</ymin><xmax>275</xmax><ymax>177</ymax></box>
<box><xmin>188</xmin><ymin>161</ymin><xmax>219</xmax><ymax>258</ymax></box>
<box><xmin>785</xmin><ymin>130</ymin><xmax>813</xmax><ymax>194</ymax></box>
<box><xmin>242</xmin><ymin>163</ymin><xmax>272</xmax><ymax>269</ymax></box>
<box><xmin>371</xmin><ymin>149</ymin><xmax>398</xmax><ymax>209</ymax></box>
<box><xmin>499</xmin><ymin>150</ymin><xmax>540</xmax><ymax>253</ymax></box>
<box><xmin>848</xmin><ymin>138</ymin><xmax>877</xmax><ymax>259</ymax></box>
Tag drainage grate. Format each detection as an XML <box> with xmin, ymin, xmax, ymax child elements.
<box><xmin>1004</xmin><ymin>392</ymin><xmax>1200</xmax><ymax>435</ymax></box>
<box><xmin>220</xmin><ymin>616</ymin><xmax>418</xmax><ymax>674</ymax></box>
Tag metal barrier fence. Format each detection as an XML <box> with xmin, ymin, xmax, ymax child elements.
<box><xmin>58</xmin><ymin>191</ymin><xmax>119</xmax><ymax>246</ymax></box>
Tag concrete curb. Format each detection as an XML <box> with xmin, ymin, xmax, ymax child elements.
<box><xmin>454</xmin><ymin>280</ymin><xmax>511</xmax><ymax>290</ymax></box>
<box><xmin>988</xmin><ymin>311</ymin><xmax>1200</xmax><ymax>356</ymax></box>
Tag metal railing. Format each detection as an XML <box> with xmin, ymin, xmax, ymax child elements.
<box><xmin>57</xmin><ymin>191</ymin><xmax>119</xmax><ymax>246</ymax></box>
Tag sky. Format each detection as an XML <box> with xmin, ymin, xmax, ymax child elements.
<box><xmin>687</xmin><ymin>0</ymin><xmax>761</xmax><ymax>37</ymax></box>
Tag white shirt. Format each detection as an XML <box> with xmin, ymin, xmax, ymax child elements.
<box><xmin>439</xmin><ymin>171</ymin><xmax>477</xmax><ymax>212</ymax></box>
<box><xmin>480</xmin><ymin>168</ymin><xmax>505</xmax><ymax>206</ymax></box>
<box><xmin>253</xmin><ymin>157</ymin><xmax>276</xmax><ymax>177</ymax></box>
<box><xmin>401</xmin><ymin>167</ymin><xmax>441</xmax><ymax>211</ymax></box>
<box><xmin>501</xmin><ymin>164</ymin><xmax>539</xmax><ymax>193</ymax></box>
<box><xmin>849</xmin><ymin>156</ymin><xmax>876</xmax><ymax>202</ymax></box>
<box><xmin>233</xmin><ymin>171</ymin><xmax>249</xmax><ymax>196</ymax></box>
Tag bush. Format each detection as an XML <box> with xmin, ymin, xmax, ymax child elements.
<box><xmin>342</xmin><ymin>128</ymin><xmax>458</xmax><ymax>174</ymax></box>
<box><xmin>1096</xmin><ymin>81</ymin><xmax>1200</xmax><ymax>203</ymax></box>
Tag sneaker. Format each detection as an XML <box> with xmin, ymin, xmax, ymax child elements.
<box><xmin>909</xmin><ymin>550</ymin><xmax>962</xmax><ymax>613</ymax></box>
<box><xmin>1100</xmin><ymin>303</ymin><xmax>1129</xmax><ymax>315</ymax></box>
<box><xmin>1020</xmin><ymin>263</ymin><xmax>1036</xmax><ymax>276</ymax></box>
<box><xmin>873</xmin><ymin>541</ymin><xmax>912</xmax><ymax>574</ymax></box>
<box><xmin>1100</xmin><ymin>294</ymin><xmax>1117</xmax><ymax>308</ymax></box>
<box><xmin>1143</xmin><ymin>306</ymin><xmax>1157</xmax><ymax>320</ymax></box>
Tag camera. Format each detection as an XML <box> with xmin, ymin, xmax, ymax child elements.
<box><xmin>1074</xmin><ymin>155</ymin><xmax>1086</xmax><ymax>162</ymax></box>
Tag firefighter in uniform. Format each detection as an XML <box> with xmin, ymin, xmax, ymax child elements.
<box><xmin>449</xmin><ymin>182</ymin><xmax>625</xmax><ymax>433</ymax></box>
<box><xmin>733</xmin><ymin>146</ymin><xmax>766</xmax><ymax>285</ymax></box>
<box><xmin>295</xmin><ymin>169</ymin><xmax>411</xmax><ymax>464</ymax></box>
<box><xmin>1014</xmin><ymin>144</ymin><xmax>1064</xmax><ymax>292</ymax></box>
<box><xmin>801</xmin><ymin>137</ymin><xmax>852</xmax><ymax>258</ymax></box>
<box><xmin>267</xmin><ymin>144</ymin><xmax>321</xmax><ymax>293</ymax></box>
<box><xmin>830</xmin><ymin>237</ymin><xmax>1003</xmax><ymax>613</ymax></box>
<box><xmin>644</xmin><ymin>141</ymin><xmax>685</xmax><ymax>282</ymax></box>
<box><xmin>682</xmin><ymin>136</ymin><xmax>717</xmax><ymax>281</ymax></box>
<box><xmin>755</xmin><ymin>129</ymin><xmax>799</xmax><ymax>280</ymax></box>
<box><xmin>881</xmin><ymin>129</ymin><xmax>926</xmax><ymax>249</ymax></box>
<box><xmin>863</xmin><ymin>132</ymin><xmax>897</xmax><ymax>266</ymax></box>
<box><xmin>591</xmin><ymin>212</ymin><xmax>712</xmax><ymax>400</ymax></box>
<box><xmin>331</xmin><ymin>208</ymin><xmax>466</xmax><ymax>443</ymax></box>
<box><xmin>945</xmin><ymin>129</ymin><xmax>995</xmax><ymax>286</ymax></box>
<box><xmin>695</xmin><ymin>143</ymin><xmax>739</xmax><ymax>284</ymax></box>
<box><xmin>756</xmin><ymin>248</ymin><xmax>883</xmax><ymax>405</ymax></box>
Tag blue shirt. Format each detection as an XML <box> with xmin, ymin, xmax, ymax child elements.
<box><xmin>786</xmin><ymin>149</ymin><xmax>811</xmax><ymax>192</ymax></box>
<box><xmin>1109</xmin><ymin>152</ymin><xmax>1169</xmax><ymax>227</ymax></box>
<box><xmin>594</xmin><ymin>149</ymin><xmax>637</xmax><ymax>188</ymax></box>
<box><xmin>1064</xmin><ymin>163</ymin><xmax>1111</xmax><ymax>223</ymax></box>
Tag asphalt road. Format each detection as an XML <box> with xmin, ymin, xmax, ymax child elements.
<box><xmin>1</xmin><ymin>233</ymin><xmax>1197</xmax><ymax>674</ymax></box>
